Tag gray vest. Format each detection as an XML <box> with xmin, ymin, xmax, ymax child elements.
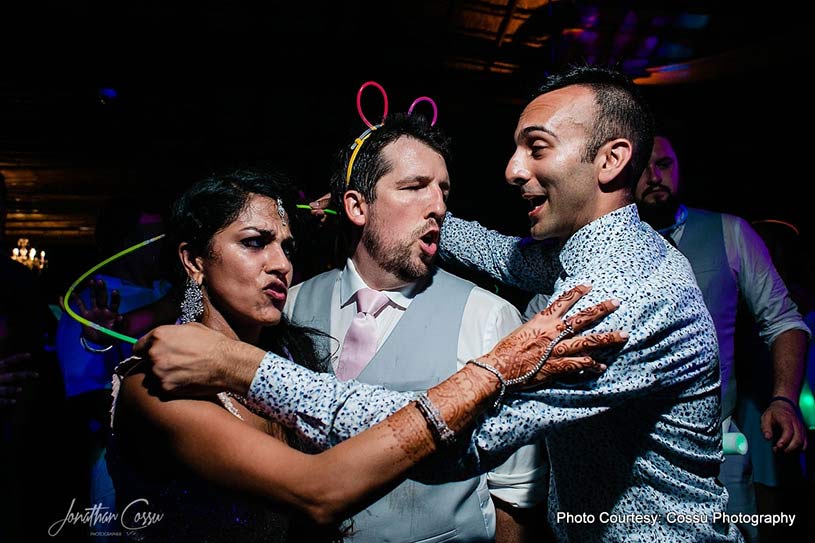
<box><xmin>678</xmin><ymin>208</ymin><xmax>739</xmax><ymax>418</ymax></box>
<box><xmin>291</xmin><ymin>267</ymin><xmax>493</xmax><ymax>543</ymax></box>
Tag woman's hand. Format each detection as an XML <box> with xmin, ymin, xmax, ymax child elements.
<box><xmin>478</xmin><ymin>284</ymin><xmax>626</xmax><ymax>388</ymax></box>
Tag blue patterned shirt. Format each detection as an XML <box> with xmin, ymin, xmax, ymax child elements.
<box><xmin>247</xmin><ymin>205</ymin><xmax>743</xmax><ymax>542</ymax></box>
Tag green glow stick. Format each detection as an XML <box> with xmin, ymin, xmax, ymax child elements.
<box><xmin>722</xmin><ymin>432</ymin><xmax>748</xmax><ymax>455</ymax></box>
<box><xmin>296</xmin><ymin>204</ymin><xmax>337</xmax><ymax>215</ymax></box>
<box><xmin>62</xmin><ymin>234</ymin><xmax>166</xmax><ymax>345</ymax></box>
<box><xmin>800</xmin><ymin>381</ymin><xmax>815</xmax><ymax>430</ymax></box>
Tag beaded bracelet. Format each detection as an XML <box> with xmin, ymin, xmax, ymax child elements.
<box><xmin>415</xmin><ymin>392</ymin><xmax>456</xmax><ymax>446</ymax></box>
<box><xmin>505</xmin><ymin>324</ymin><xmax>573</xmax><ymax>387</ymax></box>
<box><xmin>467</xmin><ymin>324</ymin><xmax>574</xmax><ymax>409</ymax></box>
<box><xmin>80</xmin><ymin>336</ymin><xmax>115</xmax><ymax>354</ymax></box>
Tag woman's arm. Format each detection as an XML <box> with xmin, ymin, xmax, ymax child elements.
<box><xmin>124</xmin><ymin>285</ymin><xmax>623</xmax><ymax>524</ymax></box>
<box><xmin>119</xmin><ymin>360</ymin><xmax>496</xmax><ymax>525</ymax></box>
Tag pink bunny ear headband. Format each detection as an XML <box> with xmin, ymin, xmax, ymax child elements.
<box><xmin>345</xmin><ymin>80</ymin><xmax>438</xmax><ymax>186</ymax></box>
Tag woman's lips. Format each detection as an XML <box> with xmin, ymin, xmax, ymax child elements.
<box><xmin>263</xmin><ymin>283</ymin><xmax>287</xmax><ymax>302</ymax></box>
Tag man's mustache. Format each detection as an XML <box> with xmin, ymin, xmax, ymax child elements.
<box><xmin>643</xmin><ymin>185</ymin><xmax>672</xmax><ymax>197</ymax></box>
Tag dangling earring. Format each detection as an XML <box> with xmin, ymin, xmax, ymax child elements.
<box><xmin>276</xmin><ymin>196</ymin><xmax>287</xmax><ymax>227</ymax></box>
<box><xmin>179</xmin><ymin>277</ymin><xmax>203</xmax><ymax>323</ymax></box>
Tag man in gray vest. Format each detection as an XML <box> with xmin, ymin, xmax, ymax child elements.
<box><xmin>634</xmin><ymin>134</ymin><xmax>810</xmax><ymax>542</ymax></box>
<box><xmin>284</xmin><ymin>113</ymin><xmax>544</xmax><ymax>542</ymax></box>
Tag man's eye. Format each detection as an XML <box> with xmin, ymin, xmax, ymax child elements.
<box><xmin>531</xmin><ymin>146</ymin><xmax>547</xmax><ymax>157</ymax></box>
<box><xmin>656</xmin><ymin>159</ymin><xmax>673</xmax><ymax>170</ymax></box>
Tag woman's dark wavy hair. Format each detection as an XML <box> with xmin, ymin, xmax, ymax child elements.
<box><xmin>167</xmin><ymin>167</ymin><xmax>330</xmax><ymax>373</ymax></box>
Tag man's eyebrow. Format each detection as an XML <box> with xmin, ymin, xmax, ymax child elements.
<box><xmin>395</xmin><ymin>175</ymin><xmax>434</xmax><ymax>185</ymax></box>
<box><xmin>521</xmin><ymin>125</ymin><xmax>557</xmax><ymax>139</ymax></box>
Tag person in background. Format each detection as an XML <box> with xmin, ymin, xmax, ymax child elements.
<box><xmin>56</xmin><ymin>195</ymin><xmax>175</xmax><ymax>534</ymax></box>
<box><xmin>634</xmin><ymin>134</ymin><xmax>809</xmax><ymax>542</ymax></box>
<box><xmin>734</xmin><ymin>218</ymin><xmax>813</xmax><ymax>542</ymax></box>
<box><xmin>1</xmin><ymin>171</ymin><xmax>72</xmax><ymax>539</ymax></box>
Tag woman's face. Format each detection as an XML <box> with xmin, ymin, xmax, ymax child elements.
<box><xmin>200</xmin><ymin>194</ymin><xmax>294</xmax><ymax>331</ymax></box>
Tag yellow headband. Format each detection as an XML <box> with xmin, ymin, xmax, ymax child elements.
<box><xmin>345</xmin><ymin>124</ymin><xmax>382</xmax><ymax>186</ymax></box>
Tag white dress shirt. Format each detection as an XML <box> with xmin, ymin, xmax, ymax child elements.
<box><xmin>284</xmin><ymin>258</ymin><xmax>545</xmax><ymax>508</ymax></box>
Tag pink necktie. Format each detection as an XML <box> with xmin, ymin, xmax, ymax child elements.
<box><xmin>336</xmin><ymin>288</ymin><xmax>390</xmax><ymax>381</ymax></box>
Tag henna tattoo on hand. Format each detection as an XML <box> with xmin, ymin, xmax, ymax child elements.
<box><xmin>488</xmin><ymin>329</ymin><xmax>557</xmax><ymax>381</ymax></box>
<box><xmin>428</xmin><ymin>366</ymin><xmax>496</xmax><ymax>432</ymax></box>
<box><xmin>564</xmin><ymin>299</ymin><xmax>618</xmax><ymax>332</ymax></box>
<box><xmin>552</xmin><ymin>331</ymin><xmax>622</xmax><ymax>356</ymax></box>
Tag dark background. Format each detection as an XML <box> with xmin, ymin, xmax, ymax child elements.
<box><xmin>1</xmin><ymin>3</ymin><xmax>812</xmax><ymax>540</ymax></box>
<box><xmin>1</xmin><ymin>0</ymin><xmax>809</xmax><ymax>298</ymax></box>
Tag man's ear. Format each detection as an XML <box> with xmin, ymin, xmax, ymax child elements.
<box><xmin>178</xmin><ymin>242</ymin><xmax>204</xmax><ymax>284</ymax></box>
<box><xmin>343</xmin><ymin>190</ymin><xmax>368</xmax><ymax>227</ymax></box>
<box><xmin>596</xmin><ymin>138</ymin><xmax>633</xmax><ymax>186</ymax></box>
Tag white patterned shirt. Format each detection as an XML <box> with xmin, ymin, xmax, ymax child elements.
<box><xmin>247</xmin><ymin>205</ymin><xmax>744</xmax><ymax>542</ymax></box>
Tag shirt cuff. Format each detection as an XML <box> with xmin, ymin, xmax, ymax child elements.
<box><xmin>487</xmin><ymin>442</ymin><xmax>548</xmax><ymax>508</ymax></box>
<box><xmin>245</xmin><ymin>351</ymin><xmax>331</xmax><ymax>450</ymax></box>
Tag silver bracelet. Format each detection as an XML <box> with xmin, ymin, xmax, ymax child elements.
<box><xmin>467</xmin><ymin>324</ymin><xmax>575</xmax><ymax>409</ymax></box>
<box><xmin>80</xmin><ymin>336</ymin><xmax>115</xmax><ymax>354</ymax></box>
<box><xmin>504</xmin><ymin>324</ymin><xmax>574</xmax><ymax>387</ymax></box>
<box><xmin>415</xmin><ymin>392</ymin><xmax>456</xmax><ymax>446</ymax></box>
<box><xmin>466</xmin><ymin>359</ymin><xmax>507</xmax><ymax>410</ymax></box>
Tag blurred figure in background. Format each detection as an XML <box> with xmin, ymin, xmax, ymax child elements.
<box><xmin>56</xmin><ymin>194</ymin><xmax>174</xmax><ymax>537</ymax></box>
<box><xmin>1</xmin><ymin>171</ymin><xmax>70</xmax><ymax>540</ymax></box>
<box><xmin>634</xmin><ymin>135</ymin><xmax>810</xmax><ymax>542</ymax></box>
<box><xmin>735</xmin><ymin>219</ymin><xmax>814</xmax><ymax>543</ymax></box>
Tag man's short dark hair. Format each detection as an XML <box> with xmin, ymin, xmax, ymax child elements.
<box><xmin>329</xmin><ymin>112</ymin><xmax>452</xmax><ymax>217</ymax></box>
<box><xmin>534</xmin><ymin>65</ymin><xmax>655</xmax><ymax>187</ymax></box>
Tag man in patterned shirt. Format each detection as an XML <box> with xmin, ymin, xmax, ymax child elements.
<box><xmin>136</xmin><ymin>66</ymin><xmax>745</xmax><ymax>542</ymax></box>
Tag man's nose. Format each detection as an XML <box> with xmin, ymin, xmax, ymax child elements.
<box><xmin>646</xmin><ymin>164</ymin><xmax>661</xmax><ymax>183</ymax></box>
<box><xmin>505</xmin><ymin>153</ymin><xmax>531</xmax><ymax>186</ymax></box>
<box><xmin>427</xmin><ymin>184</ymin><xmax>447</xmax><ymax>219</ymax></box>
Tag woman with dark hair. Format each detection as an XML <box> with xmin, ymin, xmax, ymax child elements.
<box><xmin>108</xmin><ymin>168</ymin><xmax>623</xmax><ymax>542</ymax></box>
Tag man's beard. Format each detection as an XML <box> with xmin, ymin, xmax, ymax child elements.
<box><xmin>637</xmin><ymin>192</ymin><xmax>680</xmax><ymax>230</ymax></box>
<box><xmin>361</xmin><ymin>222</ymin><xmax>435</xmax><ymax>283</ymax></box>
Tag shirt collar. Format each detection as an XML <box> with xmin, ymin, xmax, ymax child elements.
<box><xmin>559</xmin><ymin>204</ymin><xmax>642</xmax><ymax>277</ymax></box>
<box><xmin>339</xmin><ymin>258</ymin><xmax>417</xmax><ymax>310</ymax></box>
<box><xmin>656</xmin><ymin>204</ymin><xmax>688</xmax><ymax>238</ymax></box>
